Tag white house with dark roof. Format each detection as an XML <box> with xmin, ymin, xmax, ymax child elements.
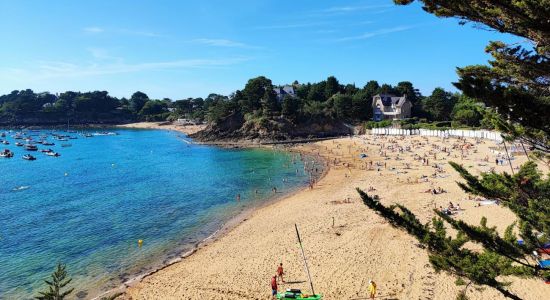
<box><xmin>273</xmin><ymin>85</ymin><xmax>296</xmax><ymax>101</ymax></box>
<box><xmin>372</xmin><ymin>94</ymin><xmax>412</xmax><ymax>121</ymax></box>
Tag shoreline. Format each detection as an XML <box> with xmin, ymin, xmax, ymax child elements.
<box><xmin>91</xmin><ymin>136</ymin><xmax>328</xmax><ymax>300</ymax></box>
<box><xmin>122</xmin><ymin>134</ymin><xmax>548</xmax><ymax>300</ymax></box>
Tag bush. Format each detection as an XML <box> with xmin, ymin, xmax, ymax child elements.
<box><xmin>364</xmin><ymin>119</ymin><xmax>392</xmax><ymax>129</ymax></box>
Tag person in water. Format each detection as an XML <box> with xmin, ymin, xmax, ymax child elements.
<box><xmin>271</xmin><ymin>275</ymin><xmax>278</xmax><ymax>299</ymax></box>
<box><xmin>368</xmin><ymin>280</ymin><xmax>377</xmax><ymax>299</ymax></box>
<box><xmin>277</xmin><ymin>263</ymin><xmax>285</xmax><ymax>283</ymax></box>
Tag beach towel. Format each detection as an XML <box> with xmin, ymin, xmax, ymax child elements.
<box><xmin>539</xmin><ymin>260</ymin><xmax>550</xmax><ymax>268</ymax></box>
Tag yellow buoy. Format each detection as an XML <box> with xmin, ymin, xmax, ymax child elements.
<box><xmin>138</xmin><ymin>239</ymin><xmax>143</xmax><ymax>247</ymax></box>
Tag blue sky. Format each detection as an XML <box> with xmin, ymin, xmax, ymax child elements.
<box><xmin>0</xmin><ymin>0</ymin><xmax>517</xmax><ymax>99</ymax></box>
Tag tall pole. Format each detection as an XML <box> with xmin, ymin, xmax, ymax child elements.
<box><xmin>295</xmin><ymin>224</ymin><xmax>315</xmax><ymax>296</ymax></box>
<box><xmin>502</xmin><ymin>139</ymin><xmax>515</xmax><ymax>175</ymax></box>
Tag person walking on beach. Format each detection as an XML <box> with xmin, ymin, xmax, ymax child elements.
<box><xmin>368</xmin><ymin>280</ymin><xmax>377</xmax><ymax>299</ymax></box>
<box><xmin>271</xmin><ymin>275</ymin><xmax>278</xmax><ymax>299</ymax></box>
<box><xmin>276</xmin><ymin>263</ymin><xmax>285</xmax><ymax>283</ymax></box>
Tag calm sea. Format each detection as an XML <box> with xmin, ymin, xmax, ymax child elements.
<box><xmin>0</xmin><ymin>129</ymin><xmax>315</xmax><ymax>299</ymax></box>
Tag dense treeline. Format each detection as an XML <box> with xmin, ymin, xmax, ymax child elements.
<box><xmin>0</xmin><ymin>76</ymin><xmax>493</xmax><ymax>129</ymax></box>
<box><xmin>197</xmin><ymin>75</ymin><xmax>494</xmax><ymax>130</ymax></box>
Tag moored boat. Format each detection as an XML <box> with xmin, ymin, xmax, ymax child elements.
<box><xmin>22</xmin><ymin>154</ymin><xmax>36</xmax><ymax>160</ymax></box>
<box><xmin>24</xmin><ymin>144</ymin><xmax>38</xmax><ymax>151</ymax></box>
<box><xmin>93</xmin><ymin>131</ymin><xmax>118</xmax><ymax>136</ymax></box>
<box><xmin>45</xmin><ymin>151</ymin><xmax>60</xmax><ymax>157</ymax></box>
<box><xmin>15</xmin><ymin>142</ymin><xmax>24</xmax><ymax>147</ymax></box>
<box><xmin>0</xmin><ymin>149</ymin><xmax>14</xmax><ymax>158</ymax></box>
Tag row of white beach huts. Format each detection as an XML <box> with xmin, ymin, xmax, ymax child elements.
<box><xmin>370</xmin><ymin>128</ymin><xmax>503</xmax><ymax>142</ymax></box>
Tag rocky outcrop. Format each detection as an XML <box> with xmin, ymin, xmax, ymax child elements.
<box><xmin>190</xmin><ymin>113</ymin><xmax>351</xmax><ymax>143</ymax></box>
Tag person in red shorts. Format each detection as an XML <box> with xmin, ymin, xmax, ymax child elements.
<box><xmin>277</xmin><ymin>263</ymin><xmax>285</xmax><ymax>283</ymax></box>
<box><xmin>271</xmin><ymin>275</ymin><xmax>278</xmax><ymax>299</ymax></box>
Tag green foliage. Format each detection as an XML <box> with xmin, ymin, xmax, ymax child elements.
<box><xmin>351</xmin><ymin>91</ymin><xmax>372</xmax><ymax>121</ymax></box>
<box><xmin>364</xmin><ymin>119</ymin><xmax>392</xmax><ymax>129</ymax></box>
<box><xmin>451</xmin><ymin>96</ymin><xmax>484</xmax><ymax>127</ymax></box>
<box><xmin>325</xmin><ymin>76</ymin><xmax>341</xmax><ymax>99</ymax></box>
<box><xmin>138</xmin><ymin>100</ymin><xmax>168</xmax><ymax>121</ymax></box>
<box><xmin>422</xmin><ymin>88</ymin><xmax>457</xmax><ymax>121</ymax></box>
<box><xmin>358</xmin><ymin>188</ymin><xmax>541</xmax><ymax>300</ymax></box>
<box><xmin>129</xmin><ymin>91</ymin><xmax>149</xmax><ymax>113</ymax></box>
<box><xmin>281</xmin><ymin>96</ymin><xmax>301</xmax><ymax>121</ymax></box>
<box><xmin>363</xmin><ymin>3</ymin><xmax>550</xmax><ymax>297</ymax></box>
<box><xmin>241</xmin><ymin>76</ymin><xmax>274</xmax><ymax>113</ymax></box>
<box><xmin>206</xmin><ymin>98</ymin><xmax>237</xmax><ymax>123</ymax></box>
<box><xmin>395</xmin><ymin>0</ymin><xmax>550</xmax><ymax>153</ymax></box>
<box><xmin>261</xmin><ymin>88</ymin><xmax>279</xmax><ymax>117</ymax></box>
<box><xmin>35</xmin><ymin>263</ymin><xmax>74</xmax><ymax>300</ymax></box>
<box><xmin>331</xmin><ymin>93</ymin><xmax>352</xmax><ymax>120</ymax></box>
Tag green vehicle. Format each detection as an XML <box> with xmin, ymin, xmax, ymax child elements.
<box><xmin>277</xmin><ymin>289</ymin><xmax>322</xmax><ymax>299</ymax></box>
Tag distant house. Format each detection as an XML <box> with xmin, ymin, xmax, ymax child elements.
<box><xmin>273</xmin><ymin>85</ymin><xmax>296</xmax><ymax>101</ymax></box>
<box><xmin>372</xmin><ymin>94</ymin><xmax>412</xmax><ymax>121</ymax></box>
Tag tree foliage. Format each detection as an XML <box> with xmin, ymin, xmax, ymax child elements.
<box><xmin>422</xmin><ymin>87</ymin><xmax>457</xmax><ymax>121</ymax></box>
<box><xmin>356</xmin><ymin>1</ymin><xmax>550</xmax><ymax>298</ymax></box>
<box><xmin>396</xmin><ymin>0</ymin><xmax>550</xmax><ymax>152</ymax></box>
<box><xmin>35</xmin><ymin>263</ymin><xmax>74</xmax><ymax>300</ymax></box>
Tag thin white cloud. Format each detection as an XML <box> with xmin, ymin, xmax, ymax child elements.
<box><xmin>334</xmin><ymin>26</ymin><xmax>412</xmax><ymax>42</ymax></box>
<box><xmin>87</xmin><ymin>48</ymin><xmax>122</xmax><ymax>61</ymax></box>
<box><xmin>0</xmin><ymin>57</ymin><xmax>251</xmax><ymax>81</ymax></box>
<box><xmin>83</xmin><ymin>26</ymin><xmax>104</xmax><ymax>33</ymax></box>
<box><xmin>82</xmin><ymin>27</ymin><xmax>165</xmax><ymax>38</ymax></box>
<box><xmin>191</xmin><ymin>38</ymin><xmax>251</xmax><ymax>48</ymax></box>
<box><xmin>117</xmin><ymin>29</ymin><xmax>165</xmax><ymax>38</ymax></box>
<box><xmin>323</xmin><ymin>4</ymin><xmax>393</xmax><ymax>13</ymax></box>
<box><xmin>255</xmin><ymin>21</ymin><xmax>329</xmax><ymax>30</ymax></box>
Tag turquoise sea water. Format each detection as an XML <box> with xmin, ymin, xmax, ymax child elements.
<box><xmin>0</xmin><ymin>129</ymin><xmax>315</xmax><ymax>299</ymax></box>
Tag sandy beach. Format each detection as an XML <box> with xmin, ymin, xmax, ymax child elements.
<box><xmin>123</xmin><ymin>134</ymin><xmax>549</xmax><ymax>300</ymax></box>
<box><xmin>117</xmin><ymin>122</ymin><xmax>206</xmax><ymax>136</ymax></box>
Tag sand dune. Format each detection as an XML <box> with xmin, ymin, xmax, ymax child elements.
<box><xmin>123</xmin><ymin>135</ymin><xmax>549</xmax><ymax>300</ymax></box>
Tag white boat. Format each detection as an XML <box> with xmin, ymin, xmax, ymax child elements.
<box><xmin>93</xmin><ymin>131</ymin><xmax>118</xmax><ymax>136</ymax></box>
